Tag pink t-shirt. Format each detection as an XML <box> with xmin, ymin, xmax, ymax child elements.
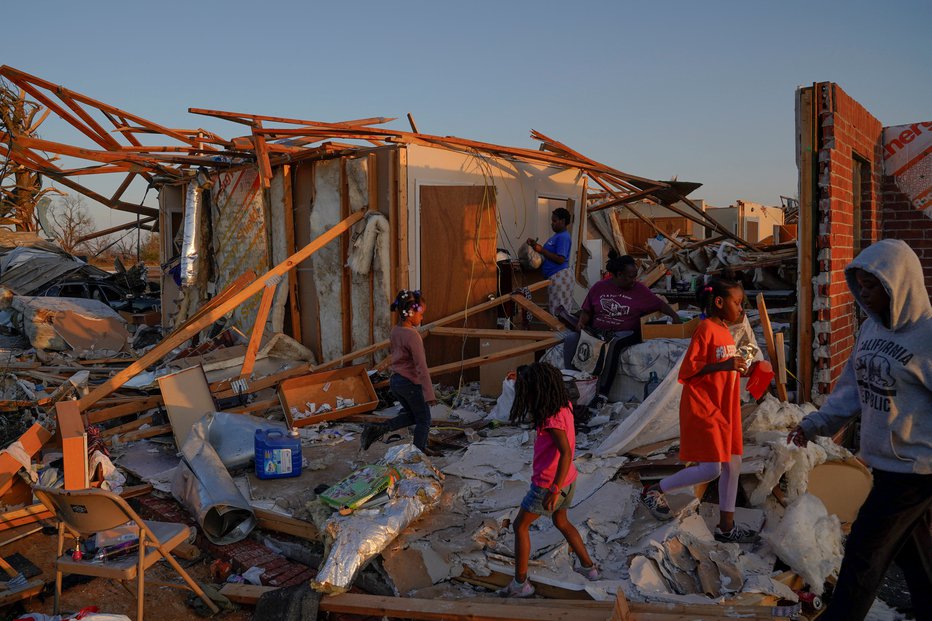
<box><xmin>582</xmin><ymin>280</ymin><xmax>664</xmax><ymax>332</ymax></box>
<box><xmin>531</xmin><ymin>405</ymin><xmax>578</xmax><ymax>489</ymax></box>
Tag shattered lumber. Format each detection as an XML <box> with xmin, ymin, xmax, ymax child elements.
<box><xmin>76</xmin><ymin>209</ymin><xmax>364</xmax><ymax>411</ymax></box>
<box><xmin>756</xmin><ymin>293</ymin><xmax>788</xmax><ymax>401</ymax></box>
<box><xmin>316</xmin><ymin>593</ymin><xmax>794</xmax><ymax>621</ymax></box>
<box><xmin>312</xmin><ymin>279</ymin><xmax>553</xmax><ymax>372</ymax></box>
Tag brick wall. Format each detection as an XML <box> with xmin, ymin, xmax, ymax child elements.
<box><xmin>810</xmin><ymin>83</ymin><xmax>884</xmax><ymax>402</ymax></box>
<box><xmin>881</xmin><ymin>176</ymin><xmax>932</xmax><ymax>294</ymax></box>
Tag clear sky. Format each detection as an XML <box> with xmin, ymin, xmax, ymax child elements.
<box><xmin>2</xmin><ymin>0</ymin><xmax>930</xmax><ymax>230</ymax></box>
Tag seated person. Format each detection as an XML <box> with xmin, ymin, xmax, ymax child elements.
<box><xmin>564</xmin><ymin>252</ymin><xmax>681</xmax><ymax>409</ymax></box>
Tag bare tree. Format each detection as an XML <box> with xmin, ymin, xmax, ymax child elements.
<box><xmin>0</xmin><ymin>80</ymin><xmax>59</xmax><ymax>231</ymax></box>
<box><xmin>48</xmin><ymin>193</ymin><xmax>94</xmax><ymax>254</ymax></box>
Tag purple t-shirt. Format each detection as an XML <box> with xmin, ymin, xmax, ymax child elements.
<box><xmin>582</xmin><ymin>280</ymin><xmax>663</xmax><ymax>332</ymax></box>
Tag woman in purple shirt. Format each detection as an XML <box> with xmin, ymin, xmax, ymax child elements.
<box><xmin>564</xmin><ymin>252</ymin><xmax>680</xmax><ymax>410</ymax></box>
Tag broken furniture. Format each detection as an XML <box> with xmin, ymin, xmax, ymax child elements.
<box><xmin>33</xmin><ymin>485</ymin><xmax>220</xmax><ymax>621</ymax></box>
<box><xmin>157</xmin><ymin>365</ymin><xmax>216</xmax><ymax>449</ymax></box>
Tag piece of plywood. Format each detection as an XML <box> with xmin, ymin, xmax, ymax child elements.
<box><xmin>57</xmin><ymin>400</ymin><xmax>88</xmax><ymax>490</ymax></box>
<box><xmin>419</xmin><ymin>185</ymin><xmax>498</xmax><ymax>383</ymax></box>
<box><xmin>756</xmin><ymin>293</ymin><xmax>789</xmax><ymax>401</ymax></box>
<box><xmin>807</xmin><ymin>458</ymin><xmax>873</xmax><ymax>523</ymax></box>
<box><xmin>157</xmin><ymin>365</ymin><xmax>215</xmax><ymax>449</ymax></box>
<box><xmin>479</xmin><ymin>338</ymin><xmax>535</xmax><ymax>397</ymax></box>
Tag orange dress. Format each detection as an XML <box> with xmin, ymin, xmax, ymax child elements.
<box><xmin>677</xmin><ymin>319</ymin><xmax>743</xmax><ymax>462</ymax></box>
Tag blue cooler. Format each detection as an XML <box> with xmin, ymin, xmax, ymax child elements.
<box><xmin>254</xmin><ymin>429</ymin><xmax>302</xmax><ymax>480</ymax></box>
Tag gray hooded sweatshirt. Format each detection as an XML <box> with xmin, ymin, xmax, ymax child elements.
<box><xmin>799</xmin><ymin>239</ymin><xmax>932</xmax><ymax>474</ymax></box>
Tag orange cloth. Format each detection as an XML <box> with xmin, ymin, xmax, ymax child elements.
<box><xmin>677</xmin><ymin>319</ymin><xmax>743</xmax><ymax>462</ymax></box>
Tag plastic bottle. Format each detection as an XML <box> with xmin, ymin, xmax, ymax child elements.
<box><xmin>255</xmin><ymin>428</ymin><xmax>303</xmax><ymax>480</ymax></box>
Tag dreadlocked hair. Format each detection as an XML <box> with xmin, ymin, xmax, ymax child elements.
<box><xmin>509</xmin><ymin>362</ymin><xmax>571</xmax><ymax>429</ymax></box>
<box><xmin>390</xmin><ymin>289</ymin><xmax>424</xmax><ymax>318</ymax></box>
<box><xmin>696</xmin><ymin>276</ymin><xmax>741</xmax><ymax>316</ymax></box>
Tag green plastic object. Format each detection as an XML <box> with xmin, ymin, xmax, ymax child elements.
<box><xmin>319</xmin><ymin>464</ymin><xmax>400</xmax><ymax>512</ymax></box>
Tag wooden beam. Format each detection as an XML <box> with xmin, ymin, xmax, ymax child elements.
<box><xmin>240</xmin><ymin>280</ymin><xmax>278</xmax><ymax>378</ymax></box>
<box><xmin>77</xmin><ymin>209</ymin><xmax>365</xmax><ymax>411</ymax></box>
<box><xmin>76</xmin><ymin>216</ymin><xmax>157</xmax><ymax>245</ymax></box>
<box><xmin>756</xmin><ymin>293</ymin><xmax>789</xmax><ymax>401</ymax></box>
<box><xmin>87</xmin><ymin>395</ymin><xmax>162</xmax><ymax>425</ymax></box>
<box><xmin>797</xmin><ymin>86</ymin><xmax>816</xmax><ymax>403</ymax></box>
<box><xmin>340</xmin><ymin>158</ymin><xmax>353</xmax><ymax>356</ymax></box>
<box><xmin>252</xmin><ymin>508</ymin><xmax>319</xmax><ymax>541</ymax></box>
<box><xmin>312</xmin><ymin>280</ymin><xmax>552</xmax><ymax>372</ymax></box>
<box><xmin>281</xmin><ymin>165</ymin><xmax>302</xmax><ymax>342</ymax></box>
<box><xmin>319</xmin><ymin>593</ymin><xmax>788</xmax><ymax>621</ymax></box>
<box><xmin>510</xmin><ymin>294</ymin><xmax>564</xmax><ymax>330</ymax></box>
<box><xmin>427</xmin><ymin>327</ymin><xmax>558</xmax><ymax>340</ymax></box>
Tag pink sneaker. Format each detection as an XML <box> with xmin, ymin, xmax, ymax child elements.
<box><xmin>574</xmin><ymin>563</ymin><xmax>601</xmax><ymax>581</ymax></box>
<box><xmin>499</xmin><ymin>578</ymin><xmax>535</xmax><ymax>598</ymax></box>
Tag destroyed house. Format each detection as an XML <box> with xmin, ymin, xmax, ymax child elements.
<box><xmin>0</xmin><ymin>66</ymin><xmax>746</xmax><ymax>376</ymax></box>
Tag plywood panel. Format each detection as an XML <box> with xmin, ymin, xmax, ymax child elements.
<box><xmin>419</xmin><ymin>185</ymin><xmax>498</xmax><ymax>382</ymax></box>
<box><xmin>616</xmin><ymin>215</ymin><xmax>688</xmax><ymax>255</ymax></box>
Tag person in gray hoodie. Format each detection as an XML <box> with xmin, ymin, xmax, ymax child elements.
<box><xmin>787</xmin><ymin>239</ymin><xmax>931</xmax><ymax>621</ymax></box>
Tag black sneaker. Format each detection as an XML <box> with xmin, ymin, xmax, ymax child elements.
<box><xmin>360</xmin><ymin>424</ymin><xmax>386</xmax><ymax>451</ymax></box>
<box><xmin>640</xmin><ymin>486</ymin><xmax>673</xmax><ymax>521</ymax></box>
<box><xmin>714</xmin><ymin>524</ymin><xmax>761</xmax><ymax>544</ymax></box>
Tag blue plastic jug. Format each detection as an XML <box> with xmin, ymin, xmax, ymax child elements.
<box><xmin>254</xmin><ymin>429</ymin><xmax>302</xmax><ymax>480</ymax></box>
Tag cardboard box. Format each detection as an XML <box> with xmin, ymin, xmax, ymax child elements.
<box><xmin>479</xmin><ymin>338</ymin><xmax>535</xmax><ymax>397</ymax></box>
<box><xmin>278</xmin><ymin>364</ymin><xmax>378</xmax><ymax>428</ymax></box>
<box><xmin>640</xmin><ymin>315</ymin><xmax>700</xmax><ymax>341</ymax></box>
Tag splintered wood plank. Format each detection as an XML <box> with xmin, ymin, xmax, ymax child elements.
<box><xmin>428</xmin><ymin>327</ymin><xmax>558</xmax><ymax>340</ymax></box>
<box><xmin>240</xmin><ymin>282</ymin><xmax>277</xmax><ymax>378</ymax></box>
<box><xmin>319</xmin><ymin>593</ymin><xmax>603</xmax><ymax>621</ymax></box>
<box><xmin>219</xmin><ymin>583</ymin><xmax>277</xmax><ymax>605</ymax></box>
<box><xmin>510</xmin><ymin>295</ymin><xmax>564</xmax><ymax>330</ymax></box>
<box><xmin>756</xmin><ymin>293</ymin><xmax>789</xmax><ymax>401</ymax></box>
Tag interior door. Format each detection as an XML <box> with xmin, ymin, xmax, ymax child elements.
<box><xmin>419</xmin><ymin>185</ymin><xmax>498</xmax><ymax>383</ymax></box>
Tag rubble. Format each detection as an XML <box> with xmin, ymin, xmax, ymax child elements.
<box><xmin>0</xmin><ymin>64</ymin><xmax>915</xmax><ymax>620</ymax></box>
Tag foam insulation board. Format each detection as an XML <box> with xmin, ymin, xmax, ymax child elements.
<box><xmin>310</xmin><ymin>159</ymin><xmax>345</xmax><ymax>362</ymax></box>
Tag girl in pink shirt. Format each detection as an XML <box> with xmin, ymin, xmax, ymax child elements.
<box><xmin>502</xmin><ymin>362</ymin><xmax>599</xmax><ymax>597</ymax></box>
<box><xmin>361</xmin><ymin>290</ymin><xmax>440</xmax><ymax>456</ymax></box>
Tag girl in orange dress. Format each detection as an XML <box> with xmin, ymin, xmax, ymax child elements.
<box><xmin>639</xmin><ymin>277</ymin><xmax>759</xmax><ymax>543</ymax></box>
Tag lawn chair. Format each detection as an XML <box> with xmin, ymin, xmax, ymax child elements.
<box><xmin>33</xmin><ymin>485</ymin><xmax>220</xmax><ymax>620</ymax></box>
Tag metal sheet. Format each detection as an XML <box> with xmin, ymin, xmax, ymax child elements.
<box><xmin>171</xmin><ymin>412</ymin><xmax>257</xmax><ymax>545</ymax></box>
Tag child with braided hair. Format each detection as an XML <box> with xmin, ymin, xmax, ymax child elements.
<box><xmin>639</xmin><ymin>277</ymin><xmax>760</xmax><ymax>543</ymax></box>
<box><xmin>501</xmin><ymin>362</ymin><xmax>599</xmax><ymax>597</ymax></box>
<box><xmin>360</xmin><ymin>289</ymin><xmax>441</xmax><ymax>456</ymax></box>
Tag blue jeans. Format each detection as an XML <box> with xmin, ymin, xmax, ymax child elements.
<box><xmin>520</xmin><ymin>481</ymin><xmax>576</xmax><ymax>517</ymax></box>
<box><xmin>387</xmin><ymin>374</ymin><xmax>431</xmax><ymax>452</ymax></box>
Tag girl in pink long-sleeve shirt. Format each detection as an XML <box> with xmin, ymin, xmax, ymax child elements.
<box><xmin>360</xmin><ymin>290</ymin><xmax>440</xmax><ymax>456</ymax></box>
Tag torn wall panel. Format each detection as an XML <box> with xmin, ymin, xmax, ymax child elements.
<box><xmin>346</xmin><ymin>157</ymin><xmax>375</xmax><ymax>356</ymax></box>
<box><xmin>210</xmin><ymin>167</ymin><xmax>271</xmax><ymax>336</ymax></box>
<box><xmin>310</xmin><ymin>158</ymin><xmax>346</xmax><ymax>362</ymax></box>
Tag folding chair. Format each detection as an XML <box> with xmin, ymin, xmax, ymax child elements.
<box><xmin>33</xmin><ymin>485</ymin><xmax>220</xmax><ymax>620</ymax></box>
